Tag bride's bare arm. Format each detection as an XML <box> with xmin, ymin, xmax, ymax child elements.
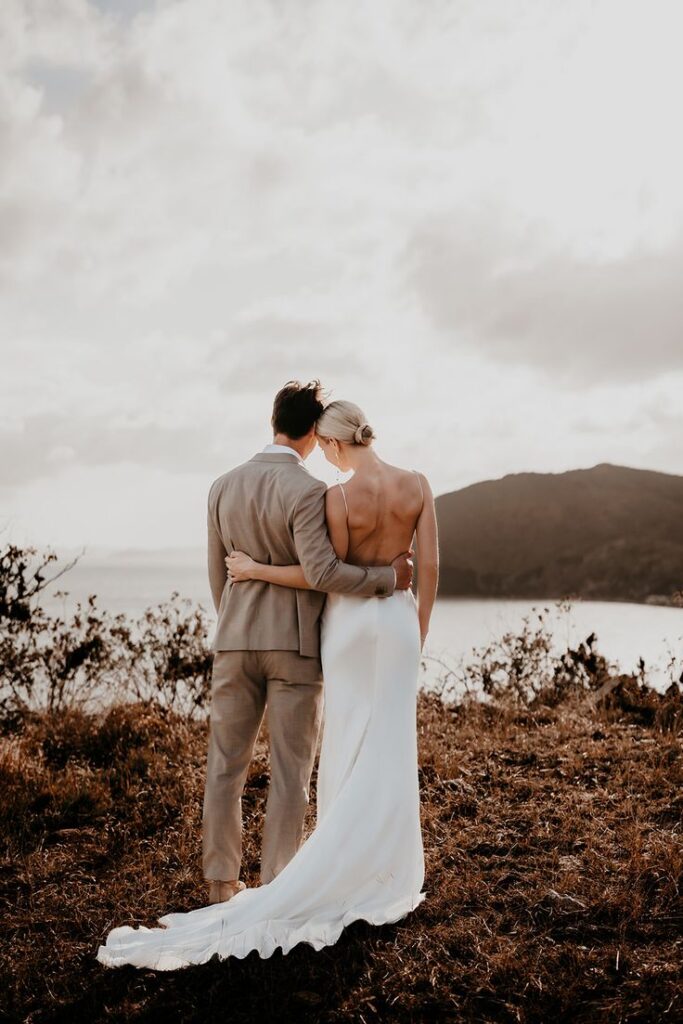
<box><xmin>225</xmin><ymin>485</ymin><xmax>350</xmax><ymax>589</ymax></box>
<box><xmin>414</xmin><ymin>472</ymin><xmax>439</xmax><ymax>648</ymax></box>
<box><xmin>225</xmin><ymin>552</ymin><xmax>311</xmax><ymax>589</ymax></box>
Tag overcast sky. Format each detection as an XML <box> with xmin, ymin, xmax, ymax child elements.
<box><xmin>2</xmin><ymin>0</ymin><xmax>682</xmax><ymax>552</ymax></box>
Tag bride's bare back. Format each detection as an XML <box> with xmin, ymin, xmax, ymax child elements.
<box><xmin>331</xmin><ymin>462</ymin><xmax>425</xmax><ymax>566</ymax></box>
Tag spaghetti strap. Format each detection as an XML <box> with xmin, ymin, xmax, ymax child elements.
<box><xmin>338</xmin><ymin>482</ymin><xmax>349</xmax><ymax>522</ymax></box>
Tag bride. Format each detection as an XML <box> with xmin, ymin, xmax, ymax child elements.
<box><xmin>96</xmin><ymin>400</ymin><xmax>439</xmax><ymax>969</ymax></box>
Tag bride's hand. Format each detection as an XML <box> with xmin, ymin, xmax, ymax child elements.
<box><xmin>225</xmin><ymin>551</ymin><xmax>258</xmax><ymax>581</ymax></box>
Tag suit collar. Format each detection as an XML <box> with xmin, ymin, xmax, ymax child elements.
<box><xmin>251</xmin><ymin>452</ymin><xmax>303</xmax><ymax>465</ymax></box>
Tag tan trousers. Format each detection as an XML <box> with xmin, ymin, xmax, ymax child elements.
<box><xmin>202</xmin><ymin>649</ymin><xmax>324</xmax><ymax>885</ymax></box>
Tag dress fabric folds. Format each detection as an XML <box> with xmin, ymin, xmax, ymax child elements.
<box><xmin>96</xmin><ymin>588</ymin><xmax>425</xmax><ymax>970</ymax></box>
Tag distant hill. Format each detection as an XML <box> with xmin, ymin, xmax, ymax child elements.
<box><xmin>434</xmin><ymin>463</ymin><xmax>683</xmax><ymax>604</ymax></box>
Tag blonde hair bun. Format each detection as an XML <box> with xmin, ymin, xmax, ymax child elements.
<box><xmin>316</xmin><ymin>400</ymin><xmax>376</xmax><ymax>446</ymax></box>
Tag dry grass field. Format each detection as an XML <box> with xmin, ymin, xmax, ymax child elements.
<box><xmin>1</xmin><ymin>682</ymin><xmax>681</xmax><ymax>1024</ymax></box>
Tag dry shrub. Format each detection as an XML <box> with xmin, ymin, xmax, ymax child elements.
<box><xmin>0</xmin><ymin>545</ymin><xmax>213</xmax><ymax>718</ymax></box>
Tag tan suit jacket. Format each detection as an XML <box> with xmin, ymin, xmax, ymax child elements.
<box><xmin>207</xmin><ymin>452</ymin><xmax>396</xmax><ymax>658</ymax></box>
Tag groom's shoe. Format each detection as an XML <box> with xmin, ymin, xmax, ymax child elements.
<box><xmin>207</xmin><ymin>879</ymin><xmax>246</xmax><ymax>905</ymax></box>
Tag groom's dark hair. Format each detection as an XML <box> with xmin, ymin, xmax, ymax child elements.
<box><xmin>271</xmin><ymin>380</ymin><xmax>326</xmax><ymax>439</ymax></box>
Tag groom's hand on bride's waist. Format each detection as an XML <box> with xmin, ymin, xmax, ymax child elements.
<box><xmin>391</xmin><ymin>550</ymin><xmax>414</xmax><ymax>591</ymax></box>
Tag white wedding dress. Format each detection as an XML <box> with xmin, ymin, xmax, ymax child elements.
<box><xmin>96</xmin><ymin>586</ymin><xmax>425</xmax><ymax>969</ymax></box>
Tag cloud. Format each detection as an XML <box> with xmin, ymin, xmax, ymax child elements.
<box><xmin>89</xmin><ymin>0</ymin><xmax>154</xmax><ymax>21</ymax></box>
<box><xmin>400</xmin><ymin>207</ymin><xmax>683</xmax><ymax>383</ymax></box>
<box><xmin>205</xmin><ymin>311</ymin><xmax>370</xmax><ymax>395</ymax></box>
<box><xmin>1</xmin><ymin>0</ymin><xmax>682</xmax><ymax>545</ymax></box>
<box><xmin>0</xmin><ymin>412</ymin><xmax>221</xmax><ymax>488</ymax></box>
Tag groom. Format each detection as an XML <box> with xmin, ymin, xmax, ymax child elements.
<box><xmin>203</xmin><ymin>380</ymin><xmax>413</xmax><ymax>903</ymax></box>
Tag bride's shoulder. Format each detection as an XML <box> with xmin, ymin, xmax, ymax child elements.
<box><xmin>324</xmin><ymin>482</ymin><xmax>347</xmax><ymax>504</ymax></box>
<box><xmin>385</xmin><ymin>462</ymin><xmax>429</xmax><ymax>486</ymax></box>
<box><xmin>323</xmin><ymin>485</ymin><xmax>349</xmax><ymax>529</ymax></box>
<box><xmin>392</xmin><ymin>465</ymin><xmax>432</xmax><ymax>506</ymax></box>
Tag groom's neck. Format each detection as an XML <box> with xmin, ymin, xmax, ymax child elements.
<box><xmin>272</xmin><ymin>433</ymin><xmax>310</xmax><ymax>460</ymax></box>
